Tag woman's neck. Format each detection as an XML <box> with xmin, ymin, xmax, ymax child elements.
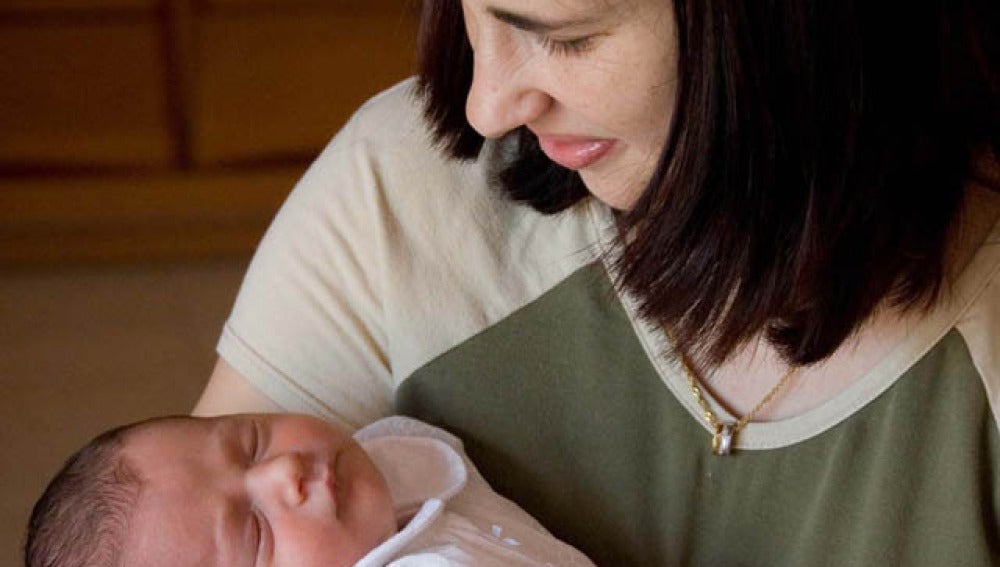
<box><xmin>696</xmin><ymin>174</ymin><xmax>1000</xmax><ymax>422</ymax></box>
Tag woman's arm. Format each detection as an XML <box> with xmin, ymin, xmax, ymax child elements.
<box><xmin>193</xmin><ymin>81</ymin><xmax>445</xmax><ymax>425</ymax></box>
<box><xmin>192</xmin><ymin>358</ymin><xmax>284</xmax><ymax>416</ymax></box>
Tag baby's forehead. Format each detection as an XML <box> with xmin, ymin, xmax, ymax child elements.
<box><xmin>122</xmin><ymin>416</ymin><xmax>233</xmax><ymax>479</ymax></box>
<box><xmin>125</xmin><ymin>415</ymin><xmax>229</xmax><ymax>447</ymax></box>
<box><xmin>119</xmin><ymin>415</ymin><xmax>207</xmax><ymax>448</ymax></box>
<box><xmin>121</xmin><ymin>485</ymin><xmax>222</xmax><ymax>567</ymax></box>
<box><xmin>120</xmin><ymin>418</ymin><xmax>238</xmax><ymax>566</ymax></box>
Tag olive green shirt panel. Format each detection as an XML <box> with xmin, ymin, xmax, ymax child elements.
<box><xmin>396</xmin><ymin>263</ymin><xmax>1000</xmax><ymax>566</ymax></box>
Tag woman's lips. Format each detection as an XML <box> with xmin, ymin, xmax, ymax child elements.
<box><xmin>537</xmin><ymin>135</ymin><xmax>616</xmax><ymax>170</ymax></box>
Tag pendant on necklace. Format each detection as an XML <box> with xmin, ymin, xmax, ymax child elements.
<box><xmin>712</xmin><ymin>423</ymin><xmax>736</xmax><ymax>455</ymax></box>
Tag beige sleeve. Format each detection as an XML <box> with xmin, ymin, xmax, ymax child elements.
<box><xmin>217</xmin><ymin>87</ymin><xmax>407</xmax><ymax>428</ymax></box>
<box><xmin>216</xmin><ymin>79</ymin><xmax>603</xmax><ymax>429</ymax></box>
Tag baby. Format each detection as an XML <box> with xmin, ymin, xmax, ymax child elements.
<box><xmin>26</xmin><ymin>413</ymin><xmax>596</xmax><ymax>567</ymax></box>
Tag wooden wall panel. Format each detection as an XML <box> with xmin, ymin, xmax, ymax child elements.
<box><xmin>0</xmin><ymin>2</ymin><xmax>419</xmax><ymax>265</ymax></box>
<box><xmin>0</xmin><ymin>12</ymin><xmax>173</xmax><ymax>169</ymax></box>
<box><xmin>193</xmin><ymin>3</ymin><xmax>418</xmax><ymax>165</ymax></box>
<box><xmin>0</xmin><ymin>1</ymin><xmax>156</xmax><ymax>14</ymax></box>
<box><xmin>0</xmin><ymin>168</ymin><xmax>297</xmax><ymax>264</ymax></box>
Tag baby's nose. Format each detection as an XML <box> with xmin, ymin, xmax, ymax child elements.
<box><xmin>246</xmin><ymin>452</ymin><xmax>310</xmax><ymax>507</ymax></box>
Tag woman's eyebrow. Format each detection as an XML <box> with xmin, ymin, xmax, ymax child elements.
<box><xmin>487</xmin><ymin>7</ymin><xmax>599</xmax><ymax>33</ymax></box>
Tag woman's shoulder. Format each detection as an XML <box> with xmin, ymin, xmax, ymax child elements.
<box><xmin>333</xmin><ymin>77</ymin><xmax>461</xmax><ymax>173</ymax></box>
<box><xmin>299</xmin><ymin>78</ymin><xmax>509</xmax><ymax>224</ymax></box>
<box><xmin>220</xmin><ymin>80</ymin><xmax>609</xmax><ymax>425</ymax></box>
<box><xmin>338</xmin><ymin>78</ymin><xmax>431</xmax><ymax>149</ymax></box>
<box><xmin>351</xmin><ymin>78</ymin><xmax>424</xmax><ymax>128</ymax></box>
<box><xmin>294</xmin><ymin>77</ymin><xmax>606</xmax><ymax>282</ymax></box>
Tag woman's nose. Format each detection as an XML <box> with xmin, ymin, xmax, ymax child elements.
<box><xmin>465</xmin><ymin>40</ymin><xmax>551</xmax><ymax>138</ymax></box>
<box><xmin>246</xmin><ymin>452</ymin><xmax>308</xmax><ymax>508</ymax></box>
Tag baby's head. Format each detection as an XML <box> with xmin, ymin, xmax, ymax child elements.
<box><xmin>26</xmin><ymin>413</ymin><xmax>398</xmax><ymax>567</ymax></box>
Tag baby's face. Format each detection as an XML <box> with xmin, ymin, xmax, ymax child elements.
<box><xmin>120</xmin><ymin>414</ymin><xmax>396</xmax><ymax>567</ymax></box>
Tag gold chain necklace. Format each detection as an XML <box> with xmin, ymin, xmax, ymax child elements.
<box><xmin>672</xmin><ymin>341</ymin><xmax>798</xmax><ymax>455</ymax></box>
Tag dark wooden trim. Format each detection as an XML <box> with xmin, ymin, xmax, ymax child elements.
<box><xmin>161</xmin><ymin>0</ymin><xmax>196</xmax><ymax>170</ymax></box>
<box><xmin>0</xmin><ymin>167</ymin><xmax>300</xmax><ymax>265</ymax></box>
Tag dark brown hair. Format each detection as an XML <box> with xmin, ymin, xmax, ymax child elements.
<box><xmin>25</xmin><ymin>424</ymin><xmax>144</xmax><ymax>567</ymax></box>
<box><xmin>416</xmin><ymin>0</ymin><xmax>999</xmax><ymax>365</ymax></box>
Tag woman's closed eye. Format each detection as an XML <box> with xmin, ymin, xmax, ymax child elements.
<box><xmin>538</xmin><ymin>34</ymin><xmax>595</xmax><ymax>57</ymax></box>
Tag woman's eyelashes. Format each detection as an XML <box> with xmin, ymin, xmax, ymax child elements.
<box><xmin>538</xmin><ymin>34</ymin><xmax>595</xmax><ymax>56</ymax></box>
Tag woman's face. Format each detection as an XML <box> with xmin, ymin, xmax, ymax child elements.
<box><xmin>461</xmin><ymin>0</ymin><xmax>678</xmax><ymax>210</ymax></box>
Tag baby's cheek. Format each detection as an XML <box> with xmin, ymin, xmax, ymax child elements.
<box><xmin>337</xmin><ymin>444</ymin><xmax>397</xmax><ymax>540</ymax></box>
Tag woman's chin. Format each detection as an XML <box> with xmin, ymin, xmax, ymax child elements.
<box><xmin>582</xmin><ymin>177</ymin><xmax>644</xmax><ymax>211</ymax></box>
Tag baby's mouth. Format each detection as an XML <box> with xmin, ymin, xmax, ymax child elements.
<box><xmin>328</xmin><ymin>453</ymin><xmax>345</xmax><ymax>517</ymax></box>
<box><xmin>322</xmin><ymin>461</ymin><xmax>336</xmax><ymax>499</ymax></box>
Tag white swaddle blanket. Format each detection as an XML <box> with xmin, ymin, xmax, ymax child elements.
<box><xmin>352</xmin><ymin>417</ymin><xmax>596</xmax><ymax>567</ymax></box>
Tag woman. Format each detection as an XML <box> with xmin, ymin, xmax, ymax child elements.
<box><xmin>195</xmin><ymin>0</ymin><xmax>1000</xmax><ymax>564</ymax></box>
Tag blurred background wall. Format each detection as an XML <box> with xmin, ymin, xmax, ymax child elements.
<box><xmin>0</xmin><ymin>1</ymin><xmax>419</xmax><ymax>563</ymax></box>
<box><xmin>1</xmin><ymin>0</ymin><xmax>418</xmax><ymax>263</ymax></box>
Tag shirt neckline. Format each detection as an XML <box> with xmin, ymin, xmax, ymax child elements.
<box><xmin>586</xmin><ymin>198</ymin><xmax>1000</xmax><ymax>449</ymax></box>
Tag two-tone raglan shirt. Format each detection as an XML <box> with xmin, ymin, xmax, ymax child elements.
<box><xmin>218</xmin><ymin>79</ymin><xmax>1000</xmax><ymax>566</ymax></box>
